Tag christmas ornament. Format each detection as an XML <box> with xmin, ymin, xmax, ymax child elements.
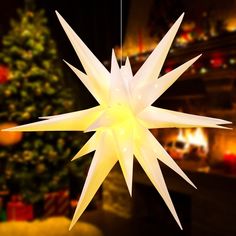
<box><xmin>210</xmin><ymin>53</ymin><xmax>224</xmax><ymax>68</ymax></box>
<box><xmin>0</xmin><ymin>123</ymin><xmax>23</xmax><ymax>146</ymax></box>
<box><xmin>3</xmin><ymin>12</ymin><xmax>231</xmax><ymax>230</ymax></box>
<box><xmin>0</xmin><ymin>66</ymin><xmax>10</xmax><ymax>84</ymax></box>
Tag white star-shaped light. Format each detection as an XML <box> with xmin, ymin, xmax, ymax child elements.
<box><xmin>3</xmin><ymin>12</ymin><xmax>231</xmax><ymax>230</ymax></box>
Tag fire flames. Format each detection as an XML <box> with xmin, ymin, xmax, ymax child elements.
<box><xmin>180</xmin><ymin>128</ymin><xmax>208</xmax><ymax>152</ymax></box>
<box><xmin>165</xmin><ymin>128</ymin><xmax>208</xmax><ymax>160</ymax></box>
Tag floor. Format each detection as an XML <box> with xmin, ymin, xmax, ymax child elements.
<box><xmin>0</xmin><ymin>217</ymin><xmax>103</xmax><ymax>236</ymax></box>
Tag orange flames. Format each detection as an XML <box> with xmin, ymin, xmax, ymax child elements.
<box><xmin>164</xmin><ymin>128</ymin><xmax>209</xmax><ymax>160</ymax></box>
<box><xmin>177</xmin><ymin>128</ymin><xmax>208</xmax><ymax>150</ymax></box>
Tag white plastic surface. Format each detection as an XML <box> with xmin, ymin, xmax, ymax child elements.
<box><xmin>3</xmin><ymin>12</ymin><xmax>231</xmax><ymax>231</ymax></box>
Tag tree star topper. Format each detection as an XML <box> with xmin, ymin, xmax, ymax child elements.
<box><xmin>3</xmin><ymin>12</ymin><xmax>231</xmax><ymax>230</ymax></box>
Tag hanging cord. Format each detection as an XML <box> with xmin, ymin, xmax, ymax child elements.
<box><xmin>120</xmin><ymin>0</ymin><xmax>123</xmax><ymax>66</ymax></box>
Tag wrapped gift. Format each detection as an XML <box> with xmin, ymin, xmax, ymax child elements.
<box><xmin>44</xmin><ymin>192</ymin><xmax>58</xmax><ymax>218</ymax></box>
<box><xmin>44</xmin><ymin>190</ymin><xmax>70</xmax><ymax>218</ymax></box>
<box><xmin>56</xmin><ymin>190</ymin><xmax>70</xmax><ymax>216</ymax></box>
<box><xmin>7</xmin><ymin>195</ymin><xmax>33</xmax><ymax>221</ymax></box>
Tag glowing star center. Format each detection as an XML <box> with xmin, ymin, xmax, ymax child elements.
<box><xmin>109</xmin><ymin>104</ymin><xmax>135</xmax><ymax>122</ymax></box>
<box><xmin>92</xmin><ymin>104</ymin><xmax>136</xmax><ymax>131</ymax></box>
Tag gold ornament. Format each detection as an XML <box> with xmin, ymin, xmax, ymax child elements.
<box><xmin>0</xmin><ymin>122</ymin><xmax>23</xmax><ymax>146</ymax></box>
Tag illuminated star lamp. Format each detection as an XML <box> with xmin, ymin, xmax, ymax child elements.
<box><xmin>3</xmin><ymin>12</ymin><xmax>231</xmax><ymax>230</ymax></box>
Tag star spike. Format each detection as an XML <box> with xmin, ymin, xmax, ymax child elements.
<box><xmin>132</xmin><ymin>13</ymin><xmax>184</xmax><ymax>87</ymax></box>
<box><xmin>134</xmin><ymin>138</ymin><xmax>182</xmax><ymax>229</ymax></box>
<box><xmin>55</xmin><ymin>11</ymin><xmax>110</xmax><ymax>105</ymax></box>
<box><xmin>38</xmin><ymin>106</ymin><xmax>100</xmax><ymax>120</ymax></box>
<box><xmin>71</xmin><ymin>132</ymin><xmax>99</xmax><ymax>161</ymax></box>
<box><xmin>121</xmin><ymin>57</ymin><xmax>133</xmax><ymax>79</ymax></box>
<box><xmin>112</xmin><ymin>125</ymin><xmax>134</xmax><ymax>196</ymax></box>
<box><xmin>69</xmin><ymin>131</ymin><xmax>117</xmax><ymax>230</ymax></box>
<box><xmin>3</xmin><ymin>106</ymin><xmax>103</xmax><ymax>132</ymax></box>
<box><xmin>110</xmin><ymin>49</ymin><xmax>130</xmax><ymax>105</ymax></box>
<box><xmin>138</xmin><ymin>106</ymin><xmax>232</xmax><ymax>129</ymax></box>
<box><xmin>133</xmin><ymin>54</ymin><xmax>202</xmax><ymax>111</ymax></box>
<box><xmin>63</xmin><ymin>60</ymin><xmax>106</xmax><ymax>104</ymax></box>
<box><xmin>140</xmin><ymin>127</ymin><xmax>196</xmax><ymax>189</ymax></box>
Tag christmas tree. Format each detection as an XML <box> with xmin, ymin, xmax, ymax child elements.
<box><xmin>0</xmin><ymin>7</ymin><xmax>87</xmax><ymax>204</ymax></box>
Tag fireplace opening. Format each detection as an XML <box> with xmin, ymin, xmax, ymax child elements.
<box><xmin>132</xmin><ymin>183</ymin><xmax>192</xmax><ymax>236</ymax></box>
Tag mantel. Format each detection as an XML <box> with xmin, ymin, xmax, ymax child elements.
<box><xmin>129</xmin><ymin>31</ymin><xmax>236</xmax><ymax>71</ymax></box>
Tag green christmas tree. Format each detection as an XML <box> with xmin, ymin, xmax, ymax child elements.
<box><xmin>0</xmin><ymin>7</ymin><xmax>88</xmax><ymax>204</ymax></box>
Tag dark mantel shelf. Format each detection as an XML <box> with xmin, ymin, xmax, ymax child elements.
<box><xmin>129</xmin><ymin>32</ymin><xmax>236</xmax><ymax>70</ymax></box>
<box><xmin>133</xmin><ymin>160</ymin><xmax>236</xmax><ymax>236</ymax></box>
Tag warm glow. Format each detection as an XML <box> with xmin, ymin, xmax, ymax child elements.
<box><xmin>2</xmin><ymin>12</ymin><xmax>231</xmax><ymax>230</ymax></box>
<box><xmin>0</xmin><ymin>122</ymin><xmax>23</xmax><ymax>146</ymax></box>
<box><xmin>177</xmin><ymin>128</ymin><xmax>208</xmax><ymax>152</ymax></box>
<box><xmin>186</xmin><ymin>128</ymin><xmax>208</xmax><ymax>150</ymax></box>
<box><xmin>177</xmin><ymin>129</ymin><xmax>187</xmax><ymax>143</ymax></box>
<box><xmin>226</xmin><ymin>17</ymin><xmax>236</xmax><ymax>32</ymax></box>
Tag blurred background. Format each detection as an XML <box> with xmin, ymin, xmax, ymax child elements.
<box><xmin>0</xmin><ymin>0</ymin><xmax>236</xmax><ymax>236</ymax></box>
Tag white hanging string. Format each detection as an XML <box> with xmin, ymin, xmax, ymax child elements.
<box><xmin>120</xmin><ymin>0</ymin><xmax>123</xmax><ymax>66</ymax></box>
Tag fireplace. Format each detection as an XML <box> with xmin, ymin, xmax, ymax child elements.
<box><xmin>159</xmin><ymin>127</ymin><xmax>208</xmax><ymax>161</ymax></box>
<box><xmin>101</xmin><ymin>28</ymin><xmax>236</xmax><ymax>236</ymax></box>
<box><xmin>155</xmin><ymin>125</ymin><xmax>236</xmax><ymax>175</ymax></box>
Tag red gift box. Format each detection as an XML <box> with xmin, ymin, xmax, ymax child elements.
<box><xmin>7</xmin><ymin>195</ymin><xmax>33</xmax><ymax>221</ymax></box>
<box><xmin>44</xmin><ymin>192</ymin><xmax>58</xmax><ymax>218</ymax></box>
<box><xmin>56</xmin><ymin>190</ymin><xmax>70</xmax><ymax>216</ymax></box>
<box><xmin>44</xmin><ymin>190</ymin><xmax>70</xmax><ymax>218</ymax></box>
